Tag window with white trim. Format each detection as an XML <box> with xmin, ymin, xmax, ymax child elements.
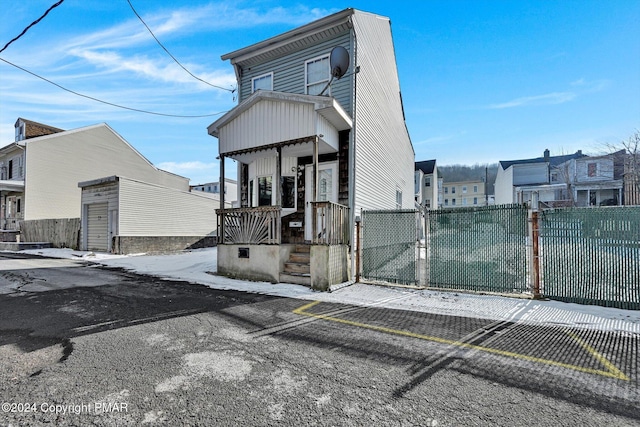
<box><xmin>305</xmin><ymin>55</ymin><xmax>330</xmax><ymax>95</ymax></box>
<box><xmin>252</xmin><ymin>72</ymin><xmax>273</xmax><ymax>92</ymax></box>
<box><xmin>396</xmin><ymin>189</ymin><xmax>403</xmax><ymax>209</ymax></box>
<box><xmin>258</xmin><ymin>176</ymin><xmax>272</xmax><ymax>206</ymax></box>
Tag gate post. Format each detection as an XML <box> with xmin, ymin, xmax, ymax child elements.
<box><xmin>355</xmin><ymin>213</ymin><xmax>361</xmax><ymax>283</ymax></box>
<box><xmin>531</xmin><ymin>209</ymin><xmax>541</xmax><ymax>299</ymax></box>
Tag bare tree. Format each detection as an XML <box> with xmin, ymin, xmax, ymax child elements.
<box><xmin>604</xmin><ymin>130</ymin><xmax>640</xmax><ymax>205</ymax></box>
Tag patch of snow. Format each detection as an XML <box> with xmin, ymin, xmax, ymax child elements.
<box><xmin>9</xmin><ymin>247</ymin><xmax>640</xmax><ymax>334</ymax></box>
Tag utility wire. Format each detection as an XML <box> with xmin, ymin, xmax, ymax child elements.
<box><xmin>126</xmin><ymin>0</ymin><xmax>235</xmax><ymax>93</ymax></box>
<box><xmin>0</xmin><ymin>0</ymin><xmax>65</xmax><ymax>54</ymax></box>
<box><xmin>0</xmin><ymin>57</ymin><xmax>228</xmax><ymax>118</ymax></box>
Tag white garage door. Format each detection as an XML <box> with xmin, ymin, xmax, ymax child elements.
<box><xmin>87</xmin><ymin>203</ymin><xmax>108</xmax><ymax>252</ymax></box>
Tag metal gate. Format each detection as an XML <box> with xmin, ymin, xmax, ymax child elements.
<box><xmin>361</xmin><ymin>210</ymin><xmax>420</xmax><ymax>285</ymax></box>
<box><xmin>87</xmin><ymin>203</ymin><xmax>108</xmax><ymax>252</ymax></box>
<box><xmin>425</xmin><ymin>205</ymin><xmax>529</xmax><ymax>293</ymax></box>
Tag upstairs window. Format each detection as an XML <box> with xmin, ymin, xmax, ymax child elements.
<box><xmin>451</xmin><ymin>187</ymin><xmax>456</xmax><ymax>194</ymax></box>
<box><xmin>252</xmin><ymin>72</ymin><xmax>273</xmax><ymax>93</ymax></box>
<box><xmin>473</xmin><ymin>185</ymin><xmax>478</xmax><ymax>192</ymax></box>
<box><xmin>305</xmin><ymin>55</ymin><xmax>330</xmax><ymax>95</ymax></box>
<box><xmin>396</xmin><ymin>189</ymin><xmax>403</xmax><ymax>209</ymax></box>
<box><xmin>588</xmin><ymin>163</ymin><xmax>597</xmax><ymax>177</ymax></box>
<box><xmin>462</xmin><ymin>186</ymin><xmax>467</xmax><ymax>193</ymax></box>
<box><xmin>425</xmin><ymin>176</ymin><xmax>431</xmax><ymax>187</ymax></box>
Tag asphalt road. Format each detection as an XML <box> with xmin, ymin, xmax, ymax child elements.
<box><xmin>0</xmin><ymin>252</ymin><xmax>638</xmax><ymax>426</ymax></box>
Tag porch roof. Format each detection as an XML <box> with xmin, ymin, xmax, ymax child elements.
<box><xmin>0</xmin><ymin>180</ymin><xmax>24</xmax><ymax>192</ymax></box>
<box><xmin>208</xmin><ymin>91</ymin><xmax>352</xmax><ymax>162</ymax></box>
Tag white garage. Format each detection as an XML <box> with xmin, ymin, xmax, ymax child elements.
<box><xmin>79</xmin><ymin>175</ymin><xmax>227</xmax><ymax>254</ymax></box>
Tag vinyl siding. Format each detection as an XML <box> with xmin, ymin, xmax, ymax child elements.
<box><xmin>494</xmin><ymin>166</ymin><xmax>514</xmax><ymax>204</ymax></box>
<box><xmin>219</xmin><ymin>100</ymin><xmax>316</xmax><ymax>153</ymax></box>
<box><xmin>118</xmin><ymin>178</ymin><xmax>217</xmax><ymax>236</ymax></box>
<box><xmin>351</xmin><ymin>11</ymin><xmax>415</xmax><ymax>212</ymax></box>
<box><xmin>24</xmin><ymin>124</ymin><xmax>189</xmax><ymax>221</ymax></box>
<box><xmin>238</xmin><ymin>32</ymin><xmax>353</xmax><ymax>116</ymax></box>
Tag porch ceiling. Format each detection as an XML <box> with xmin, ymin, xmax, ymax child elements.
<box><xmin>208</xmin><ymin>90</ymin><xmax>352</xmax><ymax>161</ymax></box>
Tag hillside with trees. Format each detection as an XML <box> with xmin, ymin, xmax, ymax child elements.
<box><xmin>438</xmin><ymin>163</ymin><xmax>499</xmax><ymax>195</ymax></box>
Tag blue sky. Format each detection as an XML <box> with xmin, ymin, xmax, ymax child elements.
<box><xmin>1</xmin><ymin>0</ymin><xmax>638</xmax><ymax>185</ymax></box>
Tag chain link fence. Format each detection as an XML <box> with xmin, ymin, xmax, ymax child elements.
<box><xmin>425</xmin><ymin>205</ymin><xmax>529</xmax><ymax>293</ymax></box>
<box><xmin>361</xmin><ymin>210</ymin><xmax>420</xmax><ymax>285</ymax></box>
<box><xmin>359</xmin><ymin>205</ymin><xmax>638</xmax><ymax>310</ymax></box>
<box><xmin>539</xmin><ymin>206</ymin><xmax>640</xmax><ymax>309</ymax></box>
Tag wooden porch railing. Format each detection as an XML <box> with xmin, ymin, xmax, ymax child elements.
<box><xmin>217</xmin><ymin>206</ymin><xmax>281</xmax><ymax>244</ymax></box>
<box><xmin>311</xmin><ymin>201</ymin><xmax>350</xmax><ymax>245</ymax></box>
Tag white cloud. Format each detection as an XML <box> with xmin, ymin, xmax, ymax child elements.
<box><xmin>157</xmin><ymin>161</ymin><xmax>217</xmax><ymax>173</ymax></box>
<box><xmin>487</xmin><ymin>92</ymin><xmax>577</xmax><ymax>109</ymax></box>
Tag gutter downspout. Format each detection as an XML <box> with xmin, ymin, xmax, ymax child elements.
<box><xmin>348</xmin><ymin>15</ymin><xmax>358</xmax><ymax>282</ymax></box>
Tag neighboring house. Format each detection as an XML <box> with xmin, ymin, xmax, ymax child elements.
<box><xmin>0</xmin><ymin>119</ymin><xmax>192</xmax><ymax>248</ymax></box>
<box><xmin>79</xmin><ymin>176</ymin><xmax>230</xmax><ymax>253</ymax></box>
<box><xmin>494</xmin><ymin>149</ymin><xmax>587</xmax><ymax>206</ymax></box>
<box><xmin>441</xmin><ymin>180</ymin><xmax>487</xmax><ymax>208</ymax></box>
<box><xmin>207</xmin><ymin>8</ymin><xmax>415</xmax><ymax>289</ymax></box>
<box><xmin>552</xmin><ymin>153</ymin><xmax>623</xmax><ymax>207</ymax></box>
<box><xmin>190</xmin><ymin>179</ymin><xmax>238</xmax><ymax>205</ymax></box>
<box><xmin>1</xmin><ymin>118</ymin><xmax>64</xmax><ymax>231</ymax></box>
<box><xmin>415</xmin><ymin>160</ymin><xmax>438</xmax><ymax>209</ymax></box>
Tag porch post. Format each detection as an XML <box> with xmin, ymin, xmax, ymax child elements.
<box><xmin>313</xmin><ymin>136</ymin><xmax>319</xmax><ymax>202</ymax></box>
<box><xmin>219</xmin><ymin>155</ymin><xmax>225</xmax><ymax>243</ymax></box>
<box><xmin>275</xmin><ymin>147</ymin><xmax>281</xmax><ymax>207</ymax></box>
<box><xmin>312</xmin><ymin>136</ymin><xmax>319</xmax><ymax>244</ymax></box>
<box><xmin>618</xmin><ymin>188</ymin><xmax>622</xmax><ymax>205</ymax></box>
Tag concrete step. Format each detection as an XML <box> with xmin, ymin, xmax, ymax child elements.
<box><xmin>279</xmin><ymin>272</ymin><xmax>311</xmax><ymax>287</ymax></box>
<box><xmin>289</xmin><ymin>252</ymin><xmax>310</xmax><ymax>263</ymax></box>
<box><xmin>284</xmin><ymin>262</ymin><xmax>310</xmax><ymax>274</ymax></box>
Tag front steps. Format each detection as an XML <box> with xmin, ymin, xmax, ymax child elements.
<box><xmin>280</xmin><ymin>245</ymin><xmax>311</xmax><ymax>286</ymax></box>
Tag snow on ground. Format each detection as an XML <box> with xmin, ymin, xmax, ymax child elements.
<box><xmin>11</xmin><ymin>247</ymin><xmax>640</xmax><ymax>334</ymax></box>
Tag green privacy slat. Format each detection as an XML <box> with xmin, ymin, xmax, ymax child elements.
<box><xmin>540</xmin><ymin>206</ymin><xmax>640</xmax><ymax>310</ymax></box>
<box><xmin>425</xmin><ymin>205</ymin><xmax>529</xmax><ymax>294</ymax></box>
<box><xmin>362</xmin><ymin>210</ymin><xmax>419</xmax><ymax>285</ymax></box>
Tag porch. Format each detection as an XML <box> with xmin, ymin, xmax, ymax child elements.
<box><xmin>208</xmin><ymin>90</ymin><xmax>354</xmax><ymax>290</ymax></box>
<box><xmin>216</xmin><ymin>201</ymin><xmax>351</xmax><ymax>290</ymax></box>
<box><xmin>0</xmin><ymin>180</ymin><xmax>25</xmax><ymax>232</ymax></box>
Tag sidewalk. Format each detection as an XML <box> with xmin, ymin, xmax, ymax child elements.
<box><xmin>15</xmin><ymin>247</ymin><xmax>640</xmax><ymax>335</ymax></box>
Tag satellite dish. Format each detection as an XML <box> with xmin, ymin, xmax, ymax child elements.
<box><xmin>330</xmin><ymin>46</ymin><xmax>350</xmax><ymax>79</ymax></box>
<box><xmin>318</xmin><ymin>46</ymin><xmax>350</xmax><ymax>96</ymax></box>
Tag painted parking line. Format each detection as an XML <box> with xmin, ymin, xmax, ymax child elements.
<box><xmin>293</xmin><ymin>301</ymin><xmax>630</xmax><ymax>381</ymax></box>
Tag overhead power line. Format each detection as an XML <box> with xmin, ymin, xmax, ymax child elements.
<box><xmin>0</xmin><ymin>0</ymin><xmax>65</xmax><ymax>54</ymax></box>
<box><xmin>0</xmin><ymin>57</ymin><xmax>228</xmax><ymax>118</ymax></box>
<box><xmin>126</xmin><ymin>0</ymin><xmax>235</xmax><ymax>93</ymax></box>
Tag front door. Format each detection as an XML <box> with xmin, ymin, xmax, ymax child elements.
<box><xmin>305</xmin><ymin>161</ymin><xmax>338</xmax><ymax>241</ymax></box>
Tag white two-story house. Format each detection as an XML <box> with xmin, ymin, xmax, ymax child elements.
<box><xmin>494</xmin><ymin>149</ymin><xmax>586</xmax><ymax>206</ymax></box>
<box><xmin>555</xmin><ymin>154</ymin><xmax>623</xmax><ymax>206</ymax></box>
<box><xmin>208</xmin><ymin>8</ymin><xmax>415</xmax><ymax>289</ymax></box>
<box><xmin>415</xmin><ymin>160</ymin><xmax>439</xmax><ymax>209</ymax></box>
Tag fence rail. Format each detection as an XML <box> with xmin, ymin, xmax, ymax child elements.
<box><xmin>217</xmin><ymin>206</ymin><xmax>281</xmax><ymax>244</ymax></box>
<box><xmin>311</xmin><ymin>201</ymin><xmax>350</xmax><ymax>245</ymax></box>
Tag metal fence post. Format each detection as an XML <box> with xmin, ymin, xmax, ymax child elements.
<box><xmin>355</xmin><ymin>213</ymin><xmax>361</xmax><ymax>283</ymax></box>
<box><xmin>531</xmin><ymin>209</ymin><xmax>541</xmax><ymax>299</ymax></box>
